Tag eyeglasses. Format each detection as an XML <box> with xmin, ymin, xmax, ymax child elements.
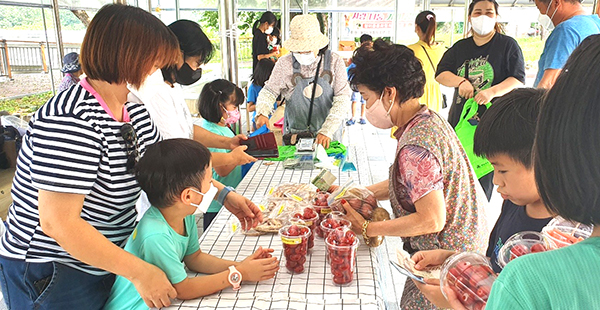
<box><xmin>120</xmin><ymin>123</ymin><xmax>139</xmax><ymax>174</ymax></box>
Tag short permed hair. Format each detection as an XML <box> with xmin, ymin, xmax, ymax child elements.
<box><xmin>349</xmin><ymin>39</ymin><xmax>425</xmax><ymax>105</ymax></box>
<box><xmin>135</xmin><ymin>139</ymin><xmax>211</xmax><ymax>209</ymax></box>
<box><xmin>80</xmin><ymin>4</ymin><xmax>179</xmax><ymax>89</ymax></box>
<box><xmin>473</xmin><ymin>88</ymin><xmax>545</xmax><ymax>169</ymax></box>
<box><xmin>198</xmin><ymin>79</ymin><xmax>244</xmax><ymax>123</ymax></box>
<box><xmin>534</xmin><ymin>34</ymin><xmax>600</xmax><ymax>226</ymax></box>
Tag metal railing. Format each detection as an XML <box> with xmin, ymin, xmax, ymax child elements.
<box><xmin>0</xmin><ymin>40</ymin><xmax>81</xmax><ymax>77</ymax></box>
<box><xmin>0</xmin><ymin>37</ymin><xmax>255</xmax><ymax>79</ymax></box>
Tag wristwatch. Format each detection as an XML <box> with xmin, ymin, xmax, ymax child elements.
<box><xmin>228</xmin><ymin>266</ymin><xmax>242</xmax><ymax>290</ymax></box>
<box><xmin>217</xmin><ymin>186</ymin><xmax>235</xmax><ymax>205</ymax></box>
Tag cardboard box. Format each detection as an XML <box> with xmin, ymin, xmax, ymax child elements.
<box><xmin>338</xmin><ymin>41</ymin><xmax>356</xmax><ymax>51</ymax></box>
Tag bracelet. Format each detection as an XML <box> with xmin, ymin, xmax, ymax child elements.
<box><xmin>458</xmin><ymin>79</ymin><xmax>468</xmax><ymax>87</ymax></box>
<box><xmin>362</xmin><ymin>220</ymin><xmax>371</xmax><ymax>246</ymax></box>
<box><xmin>217</xmin><ymin>186</ymin><xmax>235</xmax><ymax>205</ymax></box>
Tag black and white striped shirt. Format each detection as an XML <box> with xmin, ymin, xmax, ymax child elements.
<box><xmin>0</xmin><ymin>83</ymin><xmax>160</xmax><ymax>275</ymax></box>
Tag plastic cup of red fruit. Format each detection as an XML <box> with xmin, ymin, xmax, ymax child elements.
<box><xmin>279</xmin><ymin>224</ymin><xmax>311</xmax><ymax>274</ymax></box>
<box><xmin>440</xmin><ymin>252</ymin><xmax>497</xmax><ymax>310</ymax></box>
<box><xmin>325</xmin><ymin>227</ymin><xmax>359</xmax><ymax>286</ymax></box>
<box><xmin>319</xmin><ymin>212</ymin><xmax>352</xmax><ymax>239</ymax></box>
<box><xmin>290</xmin><ymin>206</ymin><xmax>319</xmax><ymax>250</ymax></box>
<box><xmin>541</xmin><ymin>216</ymin><xmax>593</xmax><ymax>249</ymax></box>
<box><xmin>497</xmin><ymin>231</ymin><xmax>547</xmax><ymax>269</ymax></box>
<box><xmin>313</xmin><ymin>191</ymin><xmax>331</xmax><ymax>238</ymax></box>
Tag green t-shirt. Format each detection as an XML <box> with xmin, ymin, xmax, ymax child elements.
<box><xmin>200</xmin><ymin>119</ymin><xmax>242</xmax><ymax>213</ymax></box>
<box><xmin>103</xmin><ymin>207</ymin><xmax>200</xmax><ymax>310</ymax></box>
<box><xmin>486</xmin><ymin>236</ymin><xmax>600</xmax><ymax>309</ymax></box>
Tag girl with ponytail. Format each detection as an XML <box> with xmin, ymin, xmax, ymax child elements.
<box><xmin>408</xmin><ymin>11</ymin><xmax>446</xmax><ymax>112</ymax></box>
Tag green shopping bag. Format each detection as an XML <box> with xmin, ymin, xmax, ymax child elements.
<box><xmin>454</xmin><ymin>98</ymin><xmax>494</xmax><ymax>179</ymax></box>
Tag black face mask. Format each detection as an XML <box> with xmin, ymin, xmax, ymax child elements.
<box><xmin>175</xmin><ymin>62</ymin><xmax>202</xmax><ymax>85</ymax></box>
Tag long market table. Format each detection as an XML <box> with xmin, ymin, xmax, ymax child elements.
<box><xmin>166</xmin><ymin>144</ymin><xmax>407</xmax><ymax>310</ymax></box>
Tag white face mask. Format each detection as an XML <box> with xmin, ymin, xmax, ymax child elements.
<box><xmin>471</xmin><ymin>15</ymin><xmax>496</xmax><ymax>36</ymax></box>
<box><xmin>190</xmin><ymin>183</ymin><xmax>218</xmax><ymax>215</ymax></box>
<box><xmin>538</xmin><ymin>3</ymin><xmax>558</xmax><ymax>31</ymax></box>
<box><xmin>293</xmin><ymin>52</ymin><xmax>317</xmax><ymax>66</ymax></box>
<box><xmin>264</xmin><ymin>26</ymin><xmax>273</xmax><ymax>35</ymax></box>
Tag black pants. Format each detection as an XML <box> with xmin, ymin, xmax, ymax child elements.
<box><xmin>203</xmin><ymin>212</ymin><xmax>218</xmax><ymax>231</ymax></box>
<box><xmin>479</xmin><ymin>171</ymin><xmax>494</xmax><ymax>202</ymax></box>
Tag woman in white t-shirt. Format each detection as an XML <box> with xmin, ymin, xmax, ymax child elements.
<box><xmin>128</xmin><ymin>20</ymin><xmax>257</xmax><ymax>218</ymax></box>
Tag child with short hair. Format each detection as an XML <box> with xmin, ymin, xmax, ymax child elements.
<box><xmin>198</xmin><ymin>79</ymin><xmax>245</xmax><ymax>230</ymax></box>
<box><xmin>247</xmin><ymin>59</ymin><xmax>276</xmax><ymax>131</ymax></box>
<box><xmin>103</xmin><ymin>139</ymin><xmax>279</xmax><ymax>310</ymax></box>
<box><xmin>409</xmin><ymin>88</ymin><xmax>553</xmax><ymax>307</ymax></box>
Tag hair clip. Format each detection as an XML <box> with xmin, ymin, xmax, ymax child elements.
<box><xmin>426</xmin><ymin>14</ymin><xmax>434</xmax><ymax>20</ymax></box>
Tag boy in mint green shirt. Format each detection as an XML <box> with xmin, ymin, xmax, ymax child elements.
<box><xmin>103</xmin><ymin>139</ymin><xmax>278</xmax><ymax>310</ymax></box>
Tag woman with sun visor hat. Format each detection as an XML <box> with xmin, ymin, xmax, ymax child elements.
<box><xmin>254</xmin><ymin>14</ymin><xmax>351</xmax><ymax>149</ymax></box>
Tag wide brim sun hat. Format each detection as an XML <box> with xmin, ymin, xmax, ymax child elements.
<box><xmin>283</xmin><ymin>15</ymin><xmax>330</xmax><ymax>52</ymax></box>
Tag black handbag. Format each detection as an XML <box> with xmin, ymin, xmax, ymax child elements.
<box><xmin>420</xmin><ymin>45</ymin><xmax>447</xmax><ymax>109</ymax></box>
<box><xmin>282</xmin><ymin>54</ymin><xmax>324</xmax><ymax>146</ymax></box>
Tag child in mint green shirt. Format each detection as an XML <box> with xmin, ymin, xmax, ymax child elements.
<box><xmin>103</xmin><ymin>139</ymin><xmax>278</xmax><ymax>310</ymax></box>
<box><xmin>197</xmin><ymin>79</ymin><xmax>244</xmax><ymax>230</ymax></box>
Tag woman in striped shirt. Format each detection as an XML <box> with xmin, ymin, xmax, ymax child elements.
<box><xmin>0</xmin><ymin>5</ymin><xmax>262</xmax><ymax>310</ymax></box>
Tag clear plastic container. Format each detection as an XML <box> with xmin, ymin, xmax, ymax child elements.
<box><xmin>325</xmin><ymin>227</ymin><xmax>359</xmax><ymax>286</ymax></box>
<box><xmin>319</xmin><ymin>211</ymin><xmax>352</xmax><ymax>239</ymax></box>
<box><xmin>279</xmin><ymin>224</ymin><xmax>311</xmax><ymax>274</ymax></box>
<box><xmin>289</xmin><ymin>206</ymin><xmax>318</xmax><ymax>249</ymax></box>
<box><xmin>542</xmin><ymin>216</ymin><xmax>593</xmax><ymax>249</ymax></box>
<box><xmin>440</xmin><ymin>252</ymin><xmax>497</xmax><ymax>310</ymax></box>
<box><xmin>497</xmin><ymin>231</ymin><xmax>547</xmax><ymax>268</ymax></box>
<box><xmin>312</xmin><ymin>191</ymin><xmax>332</xmax><ymax>238</ymax></box>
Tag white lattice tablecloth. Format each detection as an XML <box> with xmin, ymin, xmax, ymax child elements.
<box><xmin>165</xmin><ymin>145</ymin><xmax>406</xmax><ymax>310</ymax></box>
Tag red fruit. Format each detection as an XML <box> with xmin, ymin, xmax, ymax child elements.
<box><xmin>455</xmin><ymin>261</ymin><xmax>471</xmax><ymax>274</ymax></box>
<box><xmin>290</xmin><ymin>254</ymin><xmax>302</xmax><ymax>262</ymax></box>
<box><xmin>344</xmin><ymin>230</ymin><xmax>356</xmax><ymax>241</ymax></box>
<box><xmin>288</xmin><ymin>225</ymin><xmax>300</xmax><ymax>236</ymax></box>
<box><xmin>293</xmin><ymin>213</ymin><xmax>303</xmax><ymax>219</ymax></box>
<box><xmin>510</xmin><ymin>244</ymin><xmax>529</xmax><ymax>260</ymax></box>
<box><xmin>468</xmin><ymin>269</ymin><xmax>491</xmax><ymax>288</ymax></box>
<box><xmin>476</xmin><ymin>285</ymin><xmax>491</xmax><ymax>299</ymax></box>
<box><xmin>298</xmin><ymin>255</ymin><xmax>306</xmax><ymax>265</ymax></box>
<box><xmin>286</xmin><ymin>261</ymin><xmax>298</xmax><ymax>269</ymax></box>
<box><xmin>531</xmin><ymin>243</ymin><xmax>547</xmax><ymax>253</ymax></box>
<box><xmin>293</xmin><ymin>265</ymin><xmax>304</xmax><ymax>273</ymax></box>
<box><xmin>333</xmin><ymin>276</ymin><xmax>347</xmax><ymax>284</ymax></box>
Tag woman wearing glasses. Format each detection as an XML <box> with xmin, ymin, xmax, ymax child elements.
<box><xmin>0</xmin><ymin>5</ymin><xmax>263</xmax><ymax>310</ymax></box>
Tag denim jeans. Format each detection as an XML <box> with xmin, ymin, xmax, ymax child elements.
<box><xmin>0</xmin><ymin>255</ymin><xmax>115</xmax><ymax>310</ymax></box>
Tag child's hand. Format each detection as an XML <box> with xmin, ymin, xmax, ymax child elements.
<box><xmin>252</xmin><ymin>246</ymin><xmax>274</xmax><ymax>259</ymax></box>
<box><xmin>238</xmin><ymin>247</ymin><xmax>279</xmax><ymax>282</ymax></box>
<box><xmin>411</xmin><ymin>249</ymin><xmax>456</xmax><ymax>270</ymax></box>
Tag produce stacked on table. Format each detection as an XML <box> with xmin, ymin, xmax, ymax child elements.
<box><xmin>312</xmin><ymin>191</ymin><xmax>332</xmax><ymax>238</ymax></box>
<box><xmin>325</xmin><ymin>227</ymin><xmax>359</xmax><ymax>285</ymax></box>
<box><xmin>290</xmin><ymin>206</ymin><xmax>319</xmax><ymax>249</ymax></box>
<box><xmin>279</xmin><ymin>224</ymin><xmax>311</xmax><ymax>274</ymax></box>
<box><xmin>319</xmin><ymin>211</ymin><xmax>352</xmax><ymax>238</ymax></box>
